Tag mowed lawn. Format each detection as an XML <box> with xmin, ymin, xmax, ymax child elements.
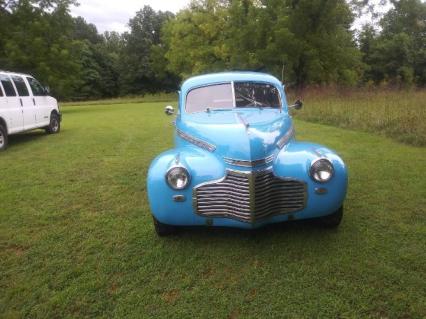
<box><xmin>1</xmin><ymin>101</ymin><xmax>425</xmax><ymax>318</ymax></box>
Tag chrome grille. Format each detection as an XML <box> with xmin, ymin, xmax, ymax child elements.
<box><xmin>193</xmin><ymin>170</ymin><xmax>306</xmax><ymax>223</ymax></box>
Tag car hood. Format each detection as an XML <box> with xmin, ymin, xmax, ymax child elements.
<box><xmin>176</xmin><ymin>109</ymin><xmax>293</xmax><ymax>161</ymax></box>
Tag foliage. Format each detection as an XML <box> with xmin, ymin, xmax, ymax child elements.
<box><xmin>119</xmin><ymin>6</ymin><xmax>178</xmax><ymax>95</ymax></box>
<box><xmin>359</xmin><ymin>0</ymin><xmax>426</xmax><ymax>86</ymax></box>
<box><xmin>0</xmin><ymin>0</ymin><xmax>82</xmax><ymax>99</ymax></box>
<box><xmin>164</xmin><ymin>0</ymin><xmax>362</xmax><ymax>87</ymax></box>
<box><xmin>0</xmin><ymin>0</ymin><xmax>424</xmax><ymax>100</ymax></box>
<box><xmin>0</xmin><ymin>100</ymin><xmax>425</xmax><ymax>317</ymax></box>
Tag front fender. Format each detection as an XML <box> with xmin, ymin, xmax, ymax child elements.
<box><xmin>147</xmin><ymin>146</ymin><xmax>225</xmax><ymax>225</ymax></box>
<box><xmin>273</xmin><ymin>141</ymin><xmax>348</xmax><ymax>218</ymax></box>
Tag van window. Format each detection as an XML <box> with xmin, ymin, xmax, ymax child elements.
<box><xmin>0</xmin><ymin>74</ymin><xmax>17</xmax><ymax>96</ymax></box>
<box><xmin>0</xmin><ymin>83</ymin><xmax>3</xmax><ymax>96</ymax></box>
<box><xmin>11</xmin><ymin>76</ymin><xmax>29</xmax><ymax>96</ymax></box>
<box><xmin>27</xmin><ymin>77</ymin><xmax>45</xmax><ymax>96</ymax></box>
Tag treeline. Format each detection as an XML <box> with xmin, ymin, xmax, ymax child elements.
<box><xmin>0</xmin><ymin>0</ymin><xmax>424</xmax><ymax>100</ymax></box>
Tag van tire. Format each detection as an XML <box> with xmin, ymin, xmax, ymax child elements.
<box><xmin>0</xmin><ymin>124</ymin><xmax>8</xmax><ymax>151</ymax></box>
<box><xmin>46</xmin><ymin>113</ymin><xmax>60</xmax><ymax>134</ymax></box>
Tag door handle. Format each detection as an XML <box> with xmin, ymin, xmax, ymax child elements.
<box><xmin>32</xmin><ymin>98</ymin><xmax>36</xmax><ymax>106</ymax></box>
<box><xmin>19</xmin><ymin>98</ymin><xmax>23</xmax><ymax>107</ymax></box>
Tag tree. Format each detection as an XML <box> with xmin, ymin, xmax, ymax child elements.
<box><xmin>360</xmin><ymin>0</ymin><xmax>426</xmax><ymax>86</ymax></box>
<box><xmin>119</xmin><ymin>6</ymin><xmax>177</xmax><ymax>95</ymax></box>
<box><xmin>0</xmin><ymin>0</ymin><xmax>82</xmax><ymax>99</ymax></box>
<box><xmin>72</xmin><ymin>18</ymin><xmax>121</xmax><ymax>99</ymax></box>
<box><xmin>163</xmin><ymin>0</ymin><xmax>231</xmax><ymax>78</ymax></box>
<box><xmin>164</xmin><ymin>0</ymin><xmax>361</xmax><ymax>87</ymax></box>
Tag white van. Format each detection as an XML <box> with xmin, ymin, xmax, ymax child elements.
<box><xmin>0</xmin><ymin>70</ymin><xmax>61</xmax><ymax>151</ymax></box>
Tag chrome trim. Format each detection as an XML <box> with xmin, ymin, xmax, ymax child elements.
<box><xmin>315</xmin><ymin>187</ymin><xmax>328</xmax><ymax>195</ymax></box>
<box><xmin>173</xmin><ymin>195</ymin><xmax>186</xmax><ymax>202</ymax></box>
<box><xmin>223</xmin><ymin>154</ymin><xmax>275</xmax><ymax>167</ymax></box>
<box><xmin>176</xmin><ymin>128</ymin><xmax>216</xmax><ymax>152</ymax></box>
<box><xmin>309</xmin><ymin>157</ymin><xmax>334</xmax><ymax>183</ymax></box>
<box><xmin>231</xmin><ymin>81</ymin><xmax>236</xmax><ymax>107</ymax></box>
<box><xmin>193</xmin><ymin>169</ymin><xmax>307</xmax><ymax>223</ymax></box>
<box><xmin>276</xmin><ymin>125</ymin><xmax>295</xmax><ymax>149</ymax></box>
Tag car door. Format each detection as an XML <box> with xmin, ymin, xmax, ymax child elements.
<box><xmin>26</xmin><ymin>76</ymin><xmax>50</xmax><ymax>126</ymax></box>
<box><xmin>11</xmin><ymin>75</ymin><xmax>37</xmax><ymax>130</ymax></box>
<box><xmin>0</xmin><ymin>74</ymin><xmax>23</xmax><ymax>134</ymax></box>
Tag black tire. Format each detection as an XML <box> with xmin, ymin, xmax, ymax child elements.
<box><xmin>46</xmin><ymin>113</ymin><xmax>60</xmax><ymax>134</ymax></box>
<box><xmin>316</xmin><ymin>205</ymin><xmax>343</xmax><ymax>228</ymax></box>
<box><xmin>153</xmin><ymin>216</ymin><xmax>178</xmax><ymax>236</ymax></box>
<box><xmin>0</xmin><ymin>124</ymin><xmax>8</xmax><ymax>151</ymax></box>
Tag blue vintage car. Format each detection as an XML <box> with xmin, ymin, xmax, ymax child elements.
<box><xmin>147</xmin><ymin>72</ymin><xmax>348</xmax><ymax>236</ymax></box>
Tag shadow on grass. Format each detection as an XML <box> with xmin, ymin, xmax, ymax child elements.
<box><xmin>148</xmin><ymin>218</ymin><xmax>346</xmax><ymax>261</ymax></box>
<box><xmin>7</xmin><ymin>130</ymin><xmax>54</xmax><ymax>149</ymax></box>
<box><xmin>170</xmin><ymin>218</ymin><xmax>338</xmax><ymax>240</ymax></box>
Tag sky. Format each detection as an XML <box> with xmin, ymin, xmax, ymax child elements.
<box><xmin>70</xmin><ymin>0</ymin><xmax>392</xmax><ymax>34</ymax></box>
<box><xmin>70</xmin><ymin>0</ymin><xmax>191</xmax><ymax>33</ymax></box>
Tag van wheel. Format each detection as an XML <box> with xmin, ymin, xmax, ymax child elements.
<box><xmin>153</xmin><ymin>216</ymin><xmax>178</xmax><ymax>236</ymax></box>
<box><xmin>316</xmin><ymin>206</ymin><xmax>343</xmax><ymax>228</ymax></box>
<box><xmin>46</xmin><ymin>113</ymin><xmax>60</xmax><ymax>134</ymax></box>
<box><xmin>0</xmin><ymin>124</ymin><xmax>8</xmax><ymax>151</ymax></box>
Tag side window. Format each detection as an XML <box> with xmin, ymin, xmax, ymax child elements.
<box><xmin>27</xmin><ymin>77</ymin><xmax>45</xmax><ymax>96</ymax></box>
<box><xmin>11</xmin><ymin>75</ymin><xmax>29</xmax><ymax>96</ymax></box>
<box><xmin>0</xmin><ymin>74</ymin><xmax>17</xmax><ymax>96</ymax></box>
<box><xmin>0</xmin><ymin>82</ymin><xmax>3</xmax><ymax>96</ymax></box>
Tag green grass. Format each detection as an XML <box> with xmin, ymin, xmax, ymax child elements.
<box><xmin>59</xmin><ymin>92</ymin><xmax>178</xmax><ymax>107</ymax></box>
<box><xmin>1</xmin><ymin>101</ymin><xmax>425</xmax><ymax>318</ymax></box>
<box><xmin>292</xmin><ymin>89</ymin><xmax>426</xmax><ymax>146</ymax></box>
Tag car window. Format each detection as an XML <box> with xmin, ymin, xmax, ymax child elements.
<box><xmin>186</xmin><ymin>83</ymin><xmax>233</xmax><ymax>113</ymax></box>
<box><xmin>234</xmin><ymin>82</ymin><xmax>281</xmax><ymax>108</ymax></box>
<box><xmin>11</xmin><ymin>76</ymin><xmax>29</xmax><ymax>96</ymax></box>
<box><xmin>185</xmin><ymin>82</ymin><xmax>281</xmax><ymax>113</ymax></box>
<box><xmin>0</xmin><ymin>83</ymin><xmax>3</xmax><ymax>96</ymax></box>
<box><xmin>27</xmin><ymin>77</ymin><xmax>45</xmax><ymax>96</ymax></box>
<box><xmin>0</xmin><ymin>74</ymin><xmax>17</xmax><ymax>96</ymax></box>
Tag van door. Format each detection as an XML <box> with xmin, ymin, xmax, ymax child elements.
<box><xmin>0</xmin><ymin>74</ymin><xmax>22</xmax><ymax>133</ymax></box>
<box><xmin>26</xmin><ymin>76</ymin><xmax>50</xmax><ymax>126</ymax></box>
<box><xmin>11</xmin><ymin>75</ymin><xmax>37</xmax><ymax>130</ymax></box>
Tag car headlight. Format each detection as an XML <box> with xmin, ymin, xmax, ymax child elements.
<box><xmin>166</xmin><ymin>166</ymin><xmax>190</xmax><ymax>190</ymax></box>
<box><xmin>310</xmin><ymin>158</ymin><xmax>334</xmax><ymax>183</ymax></box>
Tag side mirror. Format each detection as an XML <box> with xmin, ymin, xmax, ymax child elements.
<box><xmin>165</xmin><ymin>105</ymin><xmax>175</xmax><ymax>115</ymax></box>
<box><xmin>44</xmin><ymin>86</ymin><xmax>50</xmax><ymax>95</ymax></box>
<box><xmin>289</xmin><ymin>99</ymin><xmax>303</xmax><ymax>110</ymax></box>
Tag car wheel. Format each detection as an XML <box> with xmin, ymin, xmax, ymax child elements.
<box><xmin>317</xmin><ymin>205</ymin><xmax>343</xmax><ymax>228</ymax></box>
<box><xmin>153</xmin><ymin>216</ymin><xmax>178</xmax><ymax>236</ymax></box>
<box><xmin>46</xmin><ymin>113</ymin><xmax>60</xmax><ymax>134</ymax></box>
<box><xmin>0</xmin><ymin>124</ymin><xmax>8</xmax><ymax>151</ymax></box>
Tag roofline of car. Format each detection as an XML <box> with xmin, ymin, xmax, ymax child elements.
<box><xmin>0</xmin><ymin>70</ymin><xmax>33</xmax><ymax>77</ymax></box>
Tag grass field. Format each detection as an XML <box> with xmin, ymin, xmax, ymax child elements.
<box><xmin>1</xmin><ymin>101</ymin><xmax>425</xmax><ymax>318</ymax></box>
<box><xmin>292</xmin><ymin>89</ymin><xmax>426</xmax><ymax>146</ymax></box>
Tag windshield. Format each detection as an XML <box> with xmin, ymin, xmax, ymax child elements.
<box><xmin>185</xmin><ymin>82</ymin><xmax>281</xmax><ymax>113</ymax></box>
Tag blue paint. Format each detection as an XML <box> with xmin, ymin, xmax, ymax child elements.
<box><xmin>147</xmin><ymin>72</ymin><xmax>348</xmax><ymax>229</ymax></box>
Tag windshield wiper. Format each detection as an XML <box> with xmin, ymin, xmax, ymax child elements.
<box><xmin>236</xmin><ymin>94</ymin><xmax>269</xmax><ymax>108</ymax></box>
<box><xmin>205</xmin><ymin>107</ymin><xmax>234</xmax><ymax>113</ymax></box>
